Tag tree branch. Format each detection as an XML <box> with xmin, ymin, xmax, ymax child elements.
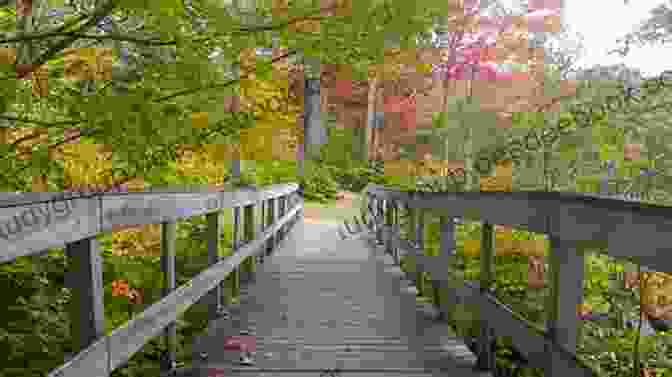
<box><xmin>0</xmin><ymin>115</ymin><xmax>83</xmax><ymax>127</ymax></box>
<box><xmin>153</xmin><ymin>48</ymin><xmax>300</xmax><ymax>103</ymax></box>
<box><xmin>28</xmin><ymin>0</ymin><xmax>118</xmax><ymax>74</ymax></box>
<box><xmin>0</xmin><ymin>31</ymin><xmax>178</xmax><ymax>46</ymax></box>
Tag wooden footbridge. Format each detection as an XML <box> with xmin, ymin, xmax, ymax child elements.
<box><xmin>2</xmin><ymin>183</ymin><xmax>671</xmax><ymax>377</ymax></box>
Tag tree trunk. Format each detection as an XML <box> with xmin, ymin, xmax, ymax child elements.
<box><xmin>364</xmin><ymin>75</ymin><xmax>379</xmax><ymax>163</ymax></box>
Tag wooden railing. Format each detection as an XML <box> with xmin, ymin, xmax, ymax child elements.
<box><xmin>363</xmin><ymin>183</ymin><xmax>672</xmax><ymax>377</ymax></box>
<box><xmin>0</xmin><ymin>183</ymin><xmax>303</xmax><ymax>377</ymax></box>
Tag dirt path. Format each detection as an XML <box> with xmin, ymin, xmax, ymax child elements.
<box><xmin>302</xmin><ymin>191</ymin><xmax>360</xmax><ymax>222</ymax></box>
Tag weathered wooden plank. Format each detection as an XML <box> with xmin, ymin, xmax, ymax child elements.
<box><xmin>206</xmin><ymin>212</ymin><xmax>222</xmax><ymax>321</ymax></box>
<box><xmin>0</xmin><ymin>184</ymin><xmax>297</xmax><ymax>261</ymax></box>
<box><xmin>101</xmin><ymin>193</ymin><xmax>219</xmax><ymax>231</ymax></box>
<box><xmin>46</xmin><ymin>336</ymin><xmax>109</xmax><ymax>377</ymax></box>
<box><xmin>161</xmin><ymin>221</ymin><xmax>178</xmax><ymax>371</ymax></box>
<box><xmin>545</xmin><ymin>236</ymin><xmax>584</xmax><ymax>377</ymax></box>
<box><xmin>65</xmin><ymin>237</ymin><xmax>106</xmax><ymax>353</ymax></box>
<box><xmin>104</xmin><ymin>203</ymin><xmax>302</xmax><ymax>372</ymax></box>
<box><xmin>365</xmin><ymin>184</ymin><xmax>672</xmax><ymax>276</ymax></box>
<box><xmin>550</xmin><ymin>200</ymin><xmax>672</xmax><ymax>274</ymax></box>
<box><xmin>476</xmin><ymin>223</ymin><xmax>495</xmax><ymax>371</ymax></box>
<box><xmin>480</xmin><ymin>293</ymin><xmax>594</xmax><ymax>376</ymax></box>
<box><xmin>0</xmin><ymin>197</ymin><xmax>99</xmax><ymax>263</ymax></box>
<box><xmin>266</xmin><ymin>198</ymin><xmax>276</xmax><ymax>254</ymax></box>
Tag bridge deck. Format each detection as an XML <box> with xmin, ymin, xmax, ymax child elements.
<box><xmin>190</xmin><ymin>220</ymin><xmax>489</xmax><ymax>377</ymax></box>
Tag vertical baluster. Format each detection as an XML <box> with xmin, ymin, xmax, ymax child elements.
<box><xmin>476</xmin><ymin>222</ymin><xmax>495</xmax><ymax>371</ymax></box>
<box><xmin>392</xmin><ymin>201</ymin><xmax>399</xmax><ymax>263</ymax></box>
<box><xmin>231</xmin><ymin>206</ymin><xmax>241</xmax><ymax>300</ymax></box>
<box><xmin>242</xmin><ymin>203</ymin><xmax>255</xmax><ymax>282</ymax></box>
<box><xmin>258</xmin><ymin>200</ymin><xmax>265</xmax><ymax>264</ymax></box>
<box><xmin>65</xmin><ymin>236</ymin><xmax>106</xmax><ymax>371</ymax></box>
<box><xmin>267</xmin><ymin>197</ymin><xmax>276</xmax><ymax>255</ymax></box>
<box><xmin>160</xmin><ymin>221</ymin><xmax>177</xmax><ymax>372</ymax></box>
<box><xmin>436</xmin><ymin>215</ymin><xmax>456</xmax><ymax>319</ymax></box>
<box><xmin>416</xmin><ymin>208</ymin><xmax>425</xmax><ymax>296</ymax></box>
<box><xmin>375</xmin><ymin>198</ymin><xmax>384</xmax><ymax>245</ymax></box>
<box><xmin>406</xmin><ymin>203</ymin><xmax>417</xmax><ymax>287</ymax></box>
<box><xmin>206</xmin><ymin>211</ymin><xmax>222</xmax><ymax>320</ymax></box>
<box><xmin>384</xmin><ymin>199</ymin><xmax>394</xmax><ymax>256</ymax></box>
<box><xmin>278</xmin><ymin>195</ymin><xmax>285</xmax><ymax>241</ymax></box>
<box><xmin>545</xmin><ymin>236</ymin><xmax>584</xmax><ymax>377</ymax></box>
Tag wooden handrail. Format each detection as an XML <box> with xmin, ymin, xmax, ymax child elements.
<box><xmin>0</xmin><ymin>183</ymin><xmax>302</xmax><ymax>377</ymax></box>
<box><xmin>0</xmin><ymin>183</ymin><xmax>299</xmax><ymax>264</ymax></box>
<box><xmin>362</xmin><ymin>183</ymin><xmax>672</xmax><ymax>377</ymax></box>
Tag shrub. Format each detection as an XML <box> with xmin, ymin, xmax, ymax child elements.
<box><xmin>299</xmin><ymin>163</ymin><xmax>339</xmax><ymax>203</ymax></box>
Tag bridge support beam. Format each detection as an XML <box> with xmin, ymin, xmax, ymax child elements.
<box><xmin>65</xmin><ymin>237</ymin><xmax>106</xmax><ymax>356</ymax></box>
<box><xmin>160</xmin><ymin>221</ymin><xmax>177</xmax><ymax>372</ymax></box>
<box><xmin>545</xmin><ymin>236</ymin><xmax>584</xmax><ymax>377</ymax></box>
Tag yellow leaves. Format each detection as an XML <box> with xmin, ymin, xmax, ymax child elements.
<box><xmin>176</xmin><ymin>145</ymin><xmax>229</xmax><ymax>184</ymax></box>
<box><xmin>518</xmin><ymin>238</ymin><xmax>548</xmax><ymax>258</ymax></box>
<box><xmin>460</xmin><ymin>234</ymin><xmax>548</xmax><ymax>258</ymax></box>
<box><xmin>480</xmin><ymin>160</ymin><xmax>513</xmax><ymax>192</ymax></box>
<box><xmin>59</xmin><ymin>143</ymin><xmax>118</xmax><ymax>189</ymax></box>
<box><xmin>415</xmin><ymin>62</ymin><xmax>433</xmax><ymax>75</ymax></box>
<box><xmin>31</xmin><ymin>175</ymin><xmax>49</xmax><ymax>192</ymax></box>
<box><xmin>462</xmin><ymin>239</ymin><xmax>481</xmax><ymax>257</ymax></box>
<box><xmin>238</xmin><ymin>121</ymin><xmax>298</xmax><ymax>161</ymax></box>
<box><xmin>31</xmin><ymin>64</ymin><xmax>48</xmax><ymax>97</ymax></box>
<box><xmin>63</xmin><ymin>48</ymin><xmax>113</xmax><ymax>81</ymax></box>
<box><xmin>112</xmin><ymin>224</ymin><xmax>162</xmax><ymax>257</ymax></box>
<box><xmin>191</xmin><ymin>112</ymin><xmax>209</xmax><ymax>129</ymax></box>
<box><xmin>0</xmin><ymin>47</ymin><xmax>16</xmax><ymax>65</ymax></box>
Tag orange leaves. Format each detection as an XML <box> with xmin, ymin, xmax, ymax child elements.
<box><xmin>527</xmin><ymin>255</ymin><xmax>546</xmax><ymax>288</ymax></box>
<box><xmin>16</xmin><ymin>0</ymin><xmax>32</xmax><ymax>16</ymax></box>
<box><xmin>111</xmin><ymin>280</ymin><xmax>130</xmax><ymax>297</ymax></box>
<box><xmin>111</xmin><ymin>279</ymin><xmax>143</xmax><ymax>305</ymax></box>
<box><xmin>334</xmin><ymin>67</ymin><xmax>354</xmax><ymax>98</ymax></box>
<box><xmin>624</xmin><ymin>143</ymin><xmax>642</xmax><ymax>161</ymax></box>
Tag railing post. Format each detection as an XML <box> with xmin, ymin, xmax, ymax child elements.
<box><xmin>242</xmin><ymin>203</ymin><xmax>256</xmax><ymax>282</ymax></box>
<box><xmin>476</xmin><ymin>222</ymin><xmax>495</xmax><ymax>371</ymax></box>
<box><xmin>434</xmin><ymin>215</ymin><xmax>457</xmax><ymax>318</ymax></box>
<box><xmin>375</xmin><ymin>198</ymin><xmax>384</xmax><ymax>245</ymax></box>
<box><xmin>415</xmin><ymin>209</ymin><xmax>425</xmax><ymax>296</ymax></box>
<box><xmin>384</xmin><ymin>199</ymin><xmax>394</xmax><ymax>256</ymax></box>
<box><xmin>266</xmin><ymin>197</ymin><xmax>276</xmax><ymax>255</ymax></box>
<box><xmin>391</xmin><ymin>201</ymin><xmax>399</xmax><ymax>263</ymax></box>
<box><xmin>277</xmin><ymin>195</ymin><xmax>285</xmax><ymax>241</ymax></box>
<box><xmin>206</xmin><ymin>211</ymin><xmax>223</xmax><ymax>321</ymax></box>
<box><xmin>405</xmin><ymin>204</ymin><xmax>418</xmax><ymax>291</ymax></box>
<box><xmin>258</xmin><ymin>200</ymin><xmax>265</xmax><ymax>264</ymax></box>
<box><xmin>545</xmin><ymin>235</ymin><xmax>584</xmax><ymax>377</ymax></box>
<box><xmin>65</xmin><ymin>237</ymin><xmax>106</xmax><ymax>356</ymax></box>
<box><xmin>407</xmin><ymin>204</ymin><xmax>415</xmax><ymax>247</ymax></box>
<box><xmin>160</xmin><ymin>221</ymin><xmax>177</xmax><ymax>372</ymax></box>
<box><xmin>294</xmin><ymin>190</ymin><xmax>303</xmax><ymax>222</ymax></box>
<box><xmin>231</xmin><ymin>206</ymin><xmax>241</xmax><ymax>300</ymax></box>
